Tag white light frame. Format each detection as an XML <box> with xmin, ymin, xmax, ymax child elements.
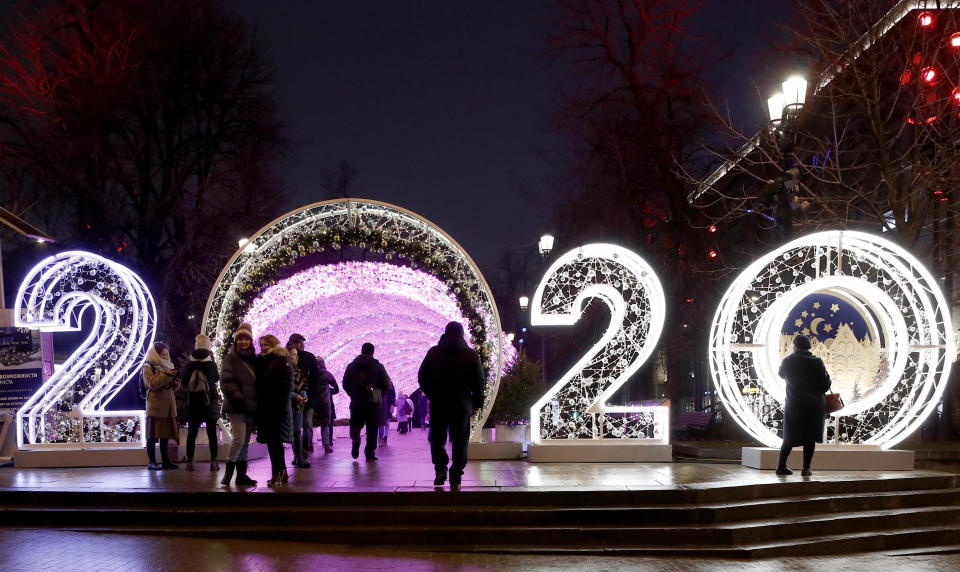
<box><xmin>530</xmin><ymin>243</ymin><xmax>668</xmax><ymax>444</ymax></box>
<box><xmin>15</xmin><ymin>251</ymin><xmax>156</xmax><ymax>448</ymax></box>
<box><xmin>202</xmin><ymin>198</ymin><xmax>505</xmax><ymax>441</ymax></box>
<box><xmin>709</xmin><ymin>231</ymin><xmax>954</xmax><ymax>450</ymax></box>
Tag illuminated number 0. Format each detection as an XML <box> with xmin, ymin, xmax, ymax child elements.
<box><xmin>15</xmin><ymin>251</ymin><xmax>156</xmax><ymax>447</ymax></box>
<box><xmin>530</xmin><ymin>244</ymin><xmax>667</xmax><ymax>443</ymax></box>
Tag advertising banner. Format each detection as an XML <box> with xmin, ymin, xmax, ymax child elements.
<box><xmin>0</xmin><ymin>327</ymin><xmax>42</xmax><ymax>414</ymax></box>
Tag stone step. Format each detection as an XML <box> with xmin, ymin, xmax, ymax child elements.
<box><xmin>25</xmin><ymin>505</ymin><xmax>960</xmax><ymax>548</ymax></box>
<box><xmin>0</xmin><ymin>473</ymin><xmax>954</xmax><ymax>509</ymax></box>
<box><xmin>5</xmin><ymin>487</ymin><xmax>960</xmax><ymax>528</ymax></box>
<box><xmin>441</xmin><ymin>525</ymin><xmax>960</xmax><ymax>557</ymax></box>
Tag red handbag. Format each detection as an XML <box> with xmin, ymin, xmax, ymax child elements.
<box><xmin>824</xmin><ymin>392</ymin><xmax>844</xmax><ymax>414</ymax></box>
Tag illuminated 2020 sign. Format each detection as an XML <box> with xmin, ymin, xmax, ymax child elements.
<box><xmin>710</xmin><ymin>231</ymin><xmax>955</xmax><ymax>450</ymax></box>
<box><xmin>530</xmin><ymin>244</ymin><xmax>668</xmax><ymax>443</ymax></box>
<box><xmin>15</xmin><ymin>251</ymin><xmax>156</xmax><ymax>447</ymax></box>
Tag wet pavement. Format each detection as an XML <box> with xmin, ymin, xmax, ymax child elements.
<box><xmin>0</xmin><ymin>529</ymin><xmax>957</xmax><ymax>571</ymax></box>
<box><xmin>2</xmin><ymin>431</ymin><xmax>956</xmax><ymax>570</ymax></box>
<box><xmin>0</xmin><ymin>429</ymin><xmax>943</xmax><ymax>493</ymax></box>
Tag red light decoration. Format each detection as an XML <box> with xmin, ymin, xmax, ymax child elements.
<box><xmin>934</xmin><ymin>189</ymin><xmax>944</xmax><ymax>195</ymax></box>
<box><xmin>708</xmin><ymin>224</ymin><xmax>718</xmax><ymax>233</ymax></box>
<box><xmin>684</xmin><ymin>297</ymin><xmax>695</xmax><ymax>304</ymax></box>
<box><xmin>918</xmin><ymin>11</ymin><xmax>935</xmax><ymax>28</ymax></box>
<box><xmin>950</xmin><ymin>33</ymin><xmax>960</xmax><ymax>48</ymax></box>
<box><xmin>708</xmin><ymin>249</ymin><xmax>719</xmax><ymax>259</ymax></box>
<box><xmin>900</xmin><ymin>69</ymin><xmax>912</xmax><ymax>85</ymax></box>
<box><xmin>921</xmin><ymin>66</ymin><xmax>939</xmax><ymax>84</ymax></box>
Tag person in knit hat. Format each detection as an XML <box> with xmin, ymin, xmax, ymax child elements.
<box><xmin>143</xmin><ymin>341</ymin><xmax>181</xmax><ymax>470</ymax></box>
<box><xmin>219</xmin><ymin>323</ymin><xmax>259</xmax><ymax>486</ymax></box>
<box><xmin>180</xmin><ymin>333</ymin><xmax>222</xmax><ymax>472</ymax></box>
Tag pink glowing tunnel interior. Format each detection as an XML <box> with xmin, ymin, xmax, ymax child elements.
<box><xmin>242</xmin><ymin>261</ymin><xmax>473</xmax><ymax>415</ymax></box>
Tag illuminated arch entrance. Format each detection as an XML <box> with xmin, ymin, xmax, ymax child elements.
<box><xmin>202</xmin><ymin>199</ymin><xmax>509</xmax><ymax>438</ymax></box>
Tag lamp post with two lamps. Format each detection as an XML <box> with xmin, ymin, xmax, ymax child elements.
<box><xmin>765</xmin><ymin>76</ymin><xmax>807</xmax><ymax>242</ymax></box>
<box><xmin>517</xmin><ymin>234</ymin><xmax>554</xmax><ymax>382</ymax></box>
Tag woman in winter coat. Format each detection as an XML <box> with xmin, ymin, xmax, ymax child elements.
<box><xmin>181</xmin><ymin>334</ymin><xmax>222</xmax><ymax>472</ymax></box>
<box><xmin>777</xmin><ymin>334</ymin><xmax>833</xmax><ymax>476</ymax></box>
<box><xmin>287</xmin><ymin>346</ymin><xmax>310</xmax><ymax>468</ymax></box>
<box><xmin>143</xmin><ymin>342</ymin><xmax>180</xmax><ymax>470</ymax></box>
<box><xmin>396</xmin><ymin>391</ymin><xmax>415</xmax><ymax>434</ymax></box>
<box><xmin>378</xmin><ymin>379</ymin><xmax>397</xmax><ymax>446</ymax></box>
<box><xmin>256</xmin><ymin>334</ymin><xmax>294</xmax><ymax>486</ymax></box>
<box><xmin>316</xmin><ymin>360</ymin><xmax>339</xmax><ymax>453</ymax></box>
<box><xmin>219</xmin><ymin>323</ymin><xmax>258</xmax><ymax>486</ymax></box>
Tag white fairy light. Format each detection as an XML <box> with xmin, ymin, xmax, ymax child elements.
<box><xmin>15</xmin><ymin>251</ymin><xmax>156</xmax><ymax>447</ymax></box>
<box><xmin>709</xmin><ymin>231</ymin><xmax>954</xmax><ymax>450</ymax></box>
<box><xmin>529</xmin><ymin>243</ymin><xmax>668</xmax><ymax>444</ymax></box>
<box><xmin>202</xmin><ymin>198</ymin><xmax>506</xmax><ymax>439</ymax></box>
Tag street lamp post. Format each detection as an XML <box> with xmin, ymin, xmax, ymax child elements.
<box><xmin>766</xmin><ymin>76</ymin><xmax>807</xmax><ymax>242</ymax></box>
<box><xmin>518</xmin><ymin>234</ymin><xmax>554</xmax><ymax>384</ymax></box>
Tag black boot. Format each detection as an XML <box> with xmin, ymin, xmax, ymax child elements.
<box><xmin>220</xmin><ymin>461</ymin><xmax>236</xmax><ymax>486</ymax></box>
<box><xmin>234</xmin><ymin>461</ymin><xmax>258</xmax><ymax>486</ymax></box>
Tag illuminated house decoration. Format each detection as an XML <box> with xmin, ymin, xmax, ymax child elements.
<box><xmin>15</xmin><ymin>251</ymin><xmax>156</xmax><ymax>447</ymax></box>
<box><xmin>529</xmin><ymin>243</ymin><xmax>668</xmax><ymax>443</ymax></box>
<box><xmin>202</xmin><ymin>199</ymin><xmax>507</xmax><ymax>439</ymax></box>
<box><xmin>710</xmin><ymin>231</ymin><xmax>954</xmax><ymax>450</ymax></box>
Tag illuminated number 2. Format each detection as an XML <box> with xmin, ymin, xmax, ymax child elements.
<box><xmin>15</xmin><ymin>251</ymin><xmax>156</xmax><ymax>447</ymax></box>
<box><xmin>530</xmin><ymin>244</ymin><xmax>667</xmax><ymax>443</ymax></box>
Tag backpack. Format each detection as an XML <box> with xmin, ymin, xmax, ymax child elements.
<box><xmin>187</xmin><ymin>367</ymin><xmax>210</xmax><ymax>408</ymax></box>
<box><xmin>399</xmin><ymin>398</ymin><xmax>413</xmax><ymax>417</ymax></box>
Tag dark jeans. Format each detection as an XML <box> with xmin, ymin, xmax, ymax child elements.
<box><xmin>291</xmin><ymin>410</ymin><xmax>304</xmax><ymax>462</ymax></box>
<box><xmin>349</xmin><ymin>404</ymin><xmax>379</xmax><ymax>457</ymax></box>
<box><xmin>146</xmin><ymin>438</ymin><xmax>171</xmax><ymax>464</ymax></box>
<box><xmin>778</xmin><ymin>441</ymin><xmax>816</xmax><ymax>469</ymax></box>
<box><xmin>185</xmin><ymin>409</ymin><xmax>218</xmax><ymax>461</ymax></box>
<box><xmin>302</xmin><ymin>407</ymin><xmax>314</xmax><ymax>452</ymax></box>
<box><xmin>428</xmin><ymin>403</ymin><xmax>471</xmax><ymax>481</ymax></box>
<box><xmin>266</xmin><ymin>440</ymin><xmax>286</xmax><ymax>473</ymax></box>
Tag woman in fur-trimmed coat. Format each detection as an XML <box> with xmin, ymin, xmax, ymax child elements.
<box><xmin>143</xmin><ymin>342</ymin><xmax>180</xmax><ymax>470</ymax></box>
<box><xmin>255</xmin><ymin>335</ymin><xmax>294</xmax><ymax>486</ymax></box>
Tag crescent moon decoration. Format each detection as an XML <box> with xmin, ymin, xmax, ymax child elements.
<box><xmin>710</xmin><ymin>231</ymin><xmax>955</xmax><ymax>450</ymax></box>
<box><xmin>809</xmin><ymin>317</ymin><xmax>825</xmax><ymax>335</ymax></box>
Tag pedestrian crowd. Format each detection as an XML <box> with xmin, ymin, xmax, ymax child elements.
<box><xmin>142</xmin><ymin>320</ymin><xmax>485</xmax><ymax>490</ymax></box>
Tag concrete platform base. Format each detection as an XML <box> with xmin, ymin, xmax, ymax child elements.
<box><xmin>467</xmin><ymin>441</ymin><xmax>523</xmax><ymax>460</ymax></box>
<box><xmin>742</xmin><ymin>446</ymin><xmax>914</xmax><ymax>471</ymax></box>
<box><xmin>528</xmin><ymin>440</ymin><xmax>672</xmax><ymax>463</ymax></box>
<box><xmin>15</xmin><ymin>442</ymin><xmax>267</xmax><ymax>468</ymax></box>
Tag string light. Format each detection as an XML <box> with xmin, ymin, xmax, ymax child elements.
<box><xmin>203</xmin><ymin>199</ymin><xmax>507</xmax><ymax>438</ymax></box>
<box><xmin>15</xmin><ymin>251</ymin><xmax>156</xmax><ymax>447</ymax></box>
<box><xmin>243</xmin><ymin>261</ymin><xmax>515</xmax><ymax>414</ymax></box>
<box><xmin>709</xmin><ymin>231</ymin><xmax>954</xmax><ymax>450</ymax></box>
<box><xmin>530</xmin><ymin>244</ymin><xmax>668</xmax><ymax>444</ymax></box>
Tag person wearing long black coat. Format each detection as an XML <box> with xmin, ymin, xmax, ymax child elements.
<box><xmin>417</xmin><ymin>321</ymin><xmax>485</xmax><ymax>491</ymax></box>
<box><xmin>255</xmin><ymin>335</ymin><xmax>294</xmax><ymax>486</ymax></box>
<box><xmin>180</xmin><ymin>334</ymin><xmax>222</xmax><ymax>472</ymax></box>
<box><xmin>342</xmin><ymin>343</ymin><xmax>391</xmax><ymax>461</ymax></box>
<box><xmin>777</xmin><ymin>334</ymin><xmax>832</xmax><ymax>476</ymax></box>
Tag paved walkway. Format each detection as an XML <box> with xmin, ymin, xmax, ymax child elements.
<box><xmin>0</xmin><ymin>430</ymin><xmax>944</xmax><ymax>492</ymax></box>
<box><xmin>0</xmin><ymin>529</ymin><xmax>957</xmax><ymax>571</ymax></box>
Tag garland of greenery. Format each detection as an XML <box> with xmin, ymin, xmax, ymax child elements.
<box><xmin>217</xmin><ymin>224</ymin><xmax>492</xmax><ymax>374</ymax></box>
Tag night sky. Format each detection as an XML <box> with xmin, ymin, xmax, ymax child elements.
<box><xmin>231</xmin><ymin>1</ymin><xmax>790</xmax><ymax>276</ymax></box>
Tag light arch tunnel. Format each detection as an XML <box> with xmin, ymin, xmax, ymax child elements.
<box><xmin>202</xmin><ymin>199</ymin><xmax>515</xmax><ymax>437</ymax></box>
